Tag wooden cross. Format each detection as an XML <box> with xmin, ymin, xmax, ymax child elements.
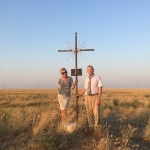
<box><xmin>58</xmin><ymin>32</ymin><xmax>94</xmax><ymax>121</ymax></box>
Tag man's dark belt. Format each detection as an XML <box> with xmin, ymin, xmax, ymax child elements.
<box><xmin>87</xmin><ymin>93</ymin><xmax>98</xmax><ymax>96</ymax></box>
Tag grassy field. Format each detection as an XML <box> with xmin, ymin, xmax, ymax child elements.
<box><xmin>0</xmin><ymin>89</ymin><xmax>150</xmax><ymax>150</ymax></box>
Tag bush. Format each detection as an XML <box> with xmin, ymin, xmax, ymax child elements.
<box><xmin>0</xmin><ymin>111</ymin><xmax>12</xmax><ymax>136</ymax></box>
<box><xmin>120</xmin><ymin>99</ymin><xmax>141</xmax><ymax>109</ymax></box>
<box><xmin>144</xmin><ymin>94</ymin><xmax>150</xmax><ymax>98</ymax></box>
<box><xmin>113</xmin><ymin>99</ymin><xmax>119</xmax><ymax>107</ymax></box>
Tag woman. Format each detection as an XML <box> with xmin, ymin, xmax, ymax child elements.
<box><xmin>58</xmin><ymin>68</ymin><xmax>77</xmax><ymax>122</ymax></box>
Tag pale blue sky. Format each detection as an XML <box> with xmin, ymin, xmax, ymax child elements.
<box><xmin>0</xmin><ymin>0</ymin><xmax>150</xmax><ymax>89</ymax></box>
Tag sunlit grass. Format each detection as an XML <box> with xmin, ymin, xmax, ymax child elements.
<box><xmin>0</xmin><ymin>89</ymin><xmax>150</xmax><ymax>149</ymax></box>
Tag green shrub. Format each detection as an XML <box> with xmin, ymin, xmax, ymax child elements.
<box><xmin>0</xmin><ymin>111</ymin><xmax>12</xmax><ymax>136</ymax></box>
<box><xmin>121</xmin><ymin>99</ymin><xmax>141</xmax><ymax>109</ymax></box>
<box><xmin>113</xmin><ymin>99</ymin><xmax>119</xmax><ymax>107</ymax></box>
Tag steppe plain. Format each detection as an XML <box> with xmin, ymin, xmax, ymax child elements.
<box><xmin>0</xmin><ymin>88</ymin><xmax>150</xmax><ymax>150</ymax></box>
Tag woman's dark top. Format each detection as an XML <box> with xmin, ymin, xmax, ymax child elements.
<box><xmin>58</xmin><ymin>76</ymin><xmax>73</xmax><ymax>97</ymax></box>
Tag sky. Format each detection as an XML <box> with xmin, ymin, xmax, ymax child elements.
<box><xmin>0</xmin><ymin>0</ymin><xmax>150</xmax><ymax>89</ymax></box>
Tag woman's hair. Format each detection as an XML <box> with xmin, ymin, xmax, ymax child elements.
<box><xmin>60</xmin><ymin>68</ymin><xmax>67</xmax><ymax>73</ymax></box>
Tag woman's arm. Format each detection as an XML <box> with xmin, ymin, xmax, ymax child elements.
<box><xmin>71</xmin><ymin>80</ymin><xmax>78</xmax><ymax>90</ymax></box>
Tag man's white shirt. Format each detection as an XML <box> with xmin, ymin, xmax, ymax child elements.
<box><xmin>84</xmin><ymin>74</ymin><xmax>103</xmax><ymax>95</ymax></box>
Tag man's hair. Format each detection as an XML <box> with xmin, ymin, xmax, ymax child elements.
<box><xmin>87</xmin><ymin>65</ymin><xmax>94</xmax><ymax>70</ymax></box>
<box><xmin>60</xmin><ymin>68</ymin><xmax>67</xmax><ymax>72</ymax></box>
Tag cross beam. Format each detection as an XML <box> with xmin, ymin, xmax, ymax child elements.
<box><xmin>58</xmin><ymin>49</ymin><xmax>94</xmax><ymax>52</ymax></box>
<box><xmin>58</xmin><ymin>32</ymin><xmax>94</xmax><ymax>121</ymax></box>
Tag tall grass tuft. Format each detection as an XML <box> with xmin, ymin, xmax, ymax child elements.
<box><xmin>143</xmin><ymin>118</ymin><xmax>150</xmax><ymax>142</ymax></box>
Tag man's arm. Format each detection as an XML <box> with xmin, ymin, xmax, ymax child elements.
<box><xmin>76</xmin><ymin>89</ymin><xmax>86</xmax><ymax>98</ymax></box>
<box><xmin>96</xmin><ymin>87</ymin><xmax>102</xmax><ymax>105</ymax></box>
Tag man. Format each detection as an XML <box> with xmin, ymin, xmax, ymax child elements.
<box><xmin>77</xmin><ymin>65</ymin><xmax>103</xmax><ymax>127</ymax></box>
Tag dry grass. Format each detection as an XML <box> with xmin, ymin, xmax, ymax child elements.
<box><xmin>0</xmin><ymin>89</ymin><xmax>150</xmax><ymax>150</ymax></box>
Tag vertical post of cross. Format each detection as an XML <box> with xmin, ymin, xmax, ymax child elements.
<box><xmin>75</xmin><ymin>32</ymin><xmax>78</xmax><ymax>121</ymax></box>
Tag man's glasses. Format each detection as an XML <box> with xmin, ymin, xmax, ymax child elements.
<box><xmin>61</xmin><ymin>71</ymin><xmax>67</xmax><ymax>74</ymax></box>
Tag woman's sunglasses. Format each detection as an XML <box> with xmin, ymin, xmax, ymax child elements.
<box><xmin>61</xmin><ymin>71</ymin><xmax>67</xmax><ymax>74</ymax></box>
